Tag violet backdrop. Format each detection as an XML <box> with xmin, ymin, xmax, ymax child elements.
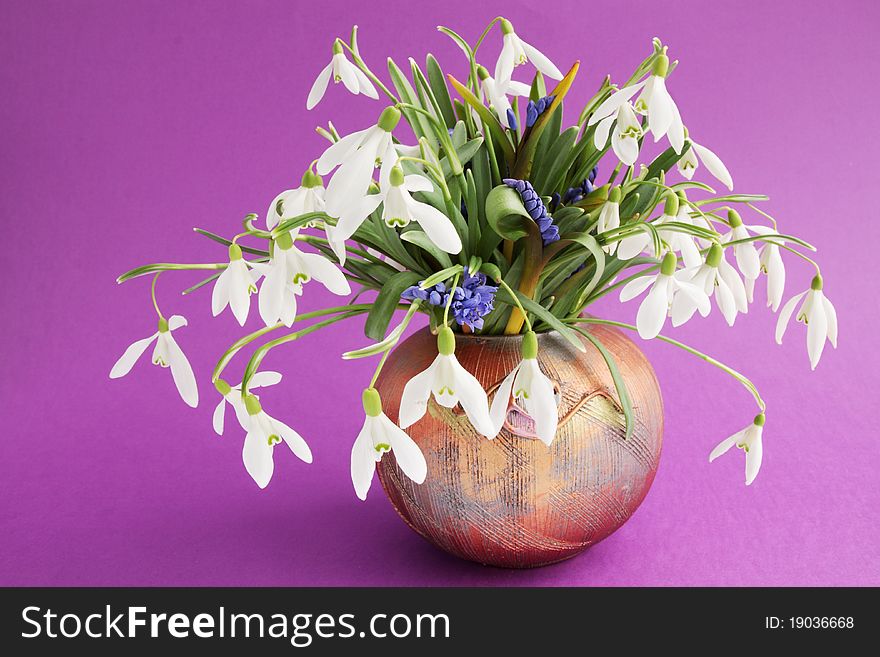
<box><xmin>1</xmin><ymin>0</ymin><xmax>878</xmax><ymax>586</ymax></box>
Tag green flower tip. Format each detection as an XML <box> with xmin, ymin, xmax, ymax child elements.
<box><xmin>706</xmin><ymin>243</ymin><xmax>723</xmax><ymax>268</ymax></box>
<box><xmin>157</xmin><ymin>316</ymin><xmax>169</xmax><ymax>333</ymax></box>
<box><xmin>301</xmin><ymin>169</ymin><xmax>323</xmax><ymax>188</ymax></box>
<box><xmin>521</xmin><ymin>330</ymin><xmax>538</xmax><ymax>360</ymax></box>
<box><xmin>500</xmin><ymin>18</ymin><xmax>514</xmax><ymax>35</ymax></box>
<box><xmin>727</xmin><ymin>208</ymin><xmax>743</xmax><ymax>227</ymax></box>
<box><xmin>437</xmin><ymin>326</ymin><xmax>455</xmax><ymax>356</ymax></box>
<box><xmin>244</xmin><ymin>394</ymin><xmax>262</xmax><ymax>416</ymax></box>
<box><xmin>389</xmin><ymin>165</ymin><xmax>405</xmax><ymax>187</ymax></box>
<box><xmin>362</xmin><ymin>388</ymin><xmax>383</xmax><ymax>417</ymax></box>
<box><xmin>609</xmin><ymin>187</ymin><xmax>622</xmax><ymax>204</ymax></box>
<box><xmin>652</xmin><ymin>53</ymin><xmax>669</xmax><ymax>78</ymax></box>
<box><xmin>676</xmin><ymin>189</ymin><xmax>688</xmax><ymax>202</ymax></box>
<box><xmin>811</xmin><ymin>274</ymin><xmax>823</xmax><ymax>291</ymax></box>
<box><xmin>753</xmin><ymin>413</ymin><xmax>766</xmax><ymax>427</ymax></box>
<box><xmin>274</xmin><ymin>230</ymin><xmax>294</xmax><ymax>250</ymax></box>
<box><xmin>214</xmin><ymin>379</ymin><xmax>232</xmax><ymax>396</ymax></box>
<box><xmin>377</xmin><ymin>106</ymin><xmax>401</xmax><ymax>132</ymax></box>
<box><xmin>228</xmin><ymin>243</ymin><xmax>243</xmax><ymax>261</ymax></box>
<box><xmin>663</xmin><ymin>192</ymin><xmax>679</xmax><ymax>216</ymax></box>
<box><xmin>332</xmin><ymin>39</ymin><xmax>344</xmax><ymax>55</ymax></box>
<box><xmin>476</xmin><ymin>65</ymin><xmax>490</xmax><ymax>81</ymax></box>
<box><xmin>660</xmin><ymin>251</ymin><xmax>678</xmax><ymax>276</ymax></box>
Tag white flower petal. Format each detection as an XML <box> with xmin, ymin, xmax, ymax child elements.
<box><xmin>274</xmin><ymin>418</ymin><xmax>313</xmax><ymax>464</ymax></box>
<box><xmin>336</xmin><ymin>54</ymin><xmax>360</xmax><ymax>94</ymax></box>
<box><xmin>316</xmin><ymin>127</ymin><xmax>368</xmax><ymax>175</ymax></box>
<box><xmin>646</xmin><ymin>77</ymin><xmax>674</xmax><ymax>138</ymax></box>
<box><xmin>692</xmin><ymin>142</ymin><xmax>733</xmax><ymax>191</ymax></box>
<box><xmin>520</xmin><ymin>40</ymin><xmax>563</xmax><ymax>80</ymax></box>
<box><xmin>611</xmin><ymin>131</ymin><xmax>639</xmax><ymax>166</ymax></box>
<box><xmin>211</xmin><ymin>267</ymin><xmax>231</xmax><ymax>317</ymax></box>
<box><xmin>494</xmin><ymin>34</ymin><xmax>515</xmax><ymax>88</ymax></box>
<box><xmin>488</xmin><ymin>364</ymin><xmax>519</xmax><ymax>436</ymax></box>
<box><xmin>351</xmin><ymin>64</ymin><xmax>379</xmax><ymax>99</ymax></box>
<box><xmin>709</xmin><ymin>431</ymin><xmax>742</xmax><ymax>462</ymax></box>
<box><xmin>587</xmin><ymin>81</ymin><xmax>646</xmax><ymax>125</ymax></box>
<box><xmin>744</xmin><ymin>430</ymin><xmax>763</xmax><ymax>485</ymax></box>
<box><xmin>403</xmin><ymin>174</ymin><xmax>433</xmax><ymax>193</ymax></box>
<box><xmin>619</xmin><ymin>274</ymin><xmax>656</xmax><ymax>302</ymax></box>
<box><xmin>306</xmin><ymin>61</ymin><xmax>333</xmax><ymax>110</ymax></box>
<box><xmin>212</xmin><ymin>398</ymin><xmax>226</xmax><ymax>436</ymax></box>
<box><xmin>406</xmin><ymin>197</ymin><xmax>463</xmax><ymax>254</ymax></box>
<box><xmin>399</xmin><ymin>359</ymin><xmax>438</xmax><ymax>428</ymax></box>
<box><xmin>775</xmin><ymin>291</ymin><xmax>806</xmax><ymax>344</ymax></box>
<box><xmin>164</xmin><ymin>332</ymin><xmax>198</xmax><ymax>408</ymax></box>
<box><xmin>450</xmin><ymin>355</ymin><xmax>495</xmax><ymax>438</ymax></box>
<box><xmin>383</xmin><ymin>415</ymin><xmax>427</xmax><ymax>484</ymax></box>
<box><xmin>594</xmin><ymin>115</ymin><xmax>614</xmax><ymax>149</ymax></box>
<box><xmin>636</xmin><ymin>278</ymin><xmax>669</xmax><ymax>339</ymax></box>
<box><xmin>243</xmin><ymin>430</ymin><xmax>274</xmax><ymax>489</ymax></box>
<box><xmin>823</xmin><ymin>295</ymin><xmax>838</xmax><ymax>348</ymax></box>
<box><xmin>248</xmin><ymin>371</ymin><xmax>282</xmax><ymax>389</ymax></box>
<box><xmin>299</xmin><ymin>251</ymin><xmax>351</xmax><ymax>295</ymax></box>
<box><xmin>350</xmin><ymin>419</ymin><xmax>377</xmax><ymax>501</ymax></box>
<box><xmin>806</xmin><ymin>291</ymin><xmax>829</xmax><ymax>370</ymax></box>
<box><xmin>521</xmin><ymin>359</ymin><xmax>558</xmax><ymax>445</ymax></box>
<box><xmin>167</xmin><ymin>315</ymin><xmax>187</xmax><ymax>331</ymax></box>
<box><xmin>109</xmin><ymin>332</ymin><xmax>159</xmax><ymax>378</ymax></box>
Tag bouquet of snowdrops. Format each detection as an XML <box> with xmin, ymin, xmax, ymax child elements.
<box><xmin>111</xmin><ymin>17</ymin><xmax>836</xmax><ymax>497</ymax></box>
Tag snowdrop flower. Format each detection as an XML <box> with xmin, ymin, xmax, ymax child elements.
<box><xmin>335</xmin><ymin>166</ymin><xmax>462</xmax><ymax>256</ymax></box>
<box><xmin>109</xmin><ymin>315</ymin><xmax>198</xmax><ymax>408</ymax></box>
<box><xmin>212</xmin><ymin>371</ymin><xmax>282</xmax><ymax>436</ymax></box>
<box><xmin>616</xmin><ymin>194</ymin><xmax>701</xmax><ymax>268</ymax></box>
<box><xmin>351</xmin><ymin>388</ymin><xmax>427</xmax><ymax>500</ymax></box>
<box><xmin>597</xmin><ymin>187</ymin><xmax>622</xmax><ymax>254</ymax></box>
<box><xmin>399</xmin><ymin>327</ymin><xmax>496</xmax><ymax>437</ymax></box>
<box><xmin>776</xmin><ymin>275</ymin><xmax>838</xmax><ymax>370</ymax></box>
<box><xmin>212</xmin><ymin>244</ymin><xmax>260</xmax><ymax>326</ymax></box>
<box><xmin>677</xmin><ymin>129</ymin><xmax>733</xmax><ymax>191</ymax></box>
<box><xmin>240</xmin><ymin>394</ymin><xmax>312</xmax><ymax>489</ymax></box>
<box><xmin>266</xmin><ymin>169</ymin><xmax>326</xmax><ymax>231</ymax></box>
<box><xmin>489</xmin><ymin>331</ymin><xmax>558</xmax><ymax>445</ymax></box>
<box><xmin>317</xmin><ymin>106</ymin><xmax>403</xmax><ymax>220</ymax></box>
<box><xmin>593</xmin><ymin>101</ymin><xmax>643</xmax><ymax>166</ymax></box>
<box><xmin>619</xmin><ymin>252</ymin><xmax>710</xmax><ymax>339</ymax></box>
<box><xmin>709</xmin><ymin>414</ymin><xmax>765</xmax><ymax>486</ymax></box>
<box><xmin>723</xmin><ymin>209</ymin><xmax>762</xmax><ymax>281</ymax></box>
<box><xmin>306</xmin><ymin>39</ymin><xmax>378</xmax><ymax>110</ymax></box>
<box><xmin>478</xmin><ymin>66</ymin><xmax>531</xmax><ymax>129</ymax></box>
<box><xmin>494</xmin><ymin>19</ymin><xmax>562</xmax><ymax>89</ymax></box>
<box><xmin>675</xmin><ymin>244</ymin><xmax>748</xmax><ymax>326</ymax></box>
<box><xmin>251</xmin><ymin>231</ymin><xmax>350</xmax><ymax>327</ymax></box>
<box><xmin>744</xmin><ymin>225</ymin><xmax>786</xmax><ymax>311</ymax></box>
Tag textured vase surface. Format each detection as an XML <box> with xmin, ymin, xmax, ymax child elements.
<box><xmin>375</xmin><ymin>325</ymin><xmax>663</xmax><ymax>568</ymax></box>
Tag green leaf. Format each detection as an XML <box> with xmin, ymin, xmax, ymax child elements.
<box><xmin>441</xmin><ymin>136</ymin><xmax>482</xmax><ymax>178</ymax></box>
<box><xmin>447</xmin><ymin>74</ymin><xmax>515</xmax><ymax>166</ymax></box>
<box><xmin>485</xmin><ymin>185</ymin><xmax>534</xmax><ymax>241</ymax></box>
<box><xmin>387</xmin><ymin>57</ymin><xmax>436</xmax><ymax>148</ymax></box>
<box><xmin>364</xmin><ymin>271</ymin><xmax>422</xmax><ymax>341</ymax></box>
<box><xmin>400</xmin><ymin>229</ymin><xmax>454</xmax><ymax>269</ymax></box>
<box><xmin>644</xmin><ymin>143</ymin><xmax>689</xmax><ymax>181</ymax></box>
<box><xmin>193</xmin><ymin>228</ymin><xmax>269</xmax><ymax>256</ymax></box>
<box><xmin>496</xmin><ymin>287</ymin><xmax>586</xmax><ymax>352</ymax></box>
<box><xmin>559</xmin><ymin>231</ymin><xmax>605</xmax><ymax>299</ymax></box>
<box><xmin>426</xmin><ymin>54</ymin><xmax>457</xmax><ymax>128</ymax></box>
<box><xmin>534</xmin><ymin>125</ymin><xmax>579</xmax><ymax>193</ymax></box>
<box><xmin>573</xmin><ymin>326</ymin><xmax>635</xmax><ymax>440</ymax></box>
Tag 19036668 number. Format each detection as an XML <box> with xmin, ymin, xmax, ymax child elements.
<box><xmin>790</xmin><ymin>617</ymin><xmax>854</xmax><ymax>629</ymax></box>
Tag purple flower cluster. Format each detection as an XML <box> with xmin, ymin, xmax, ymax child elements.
<box><xmin>526</xmin><ymin>95</ymin><xmax>555</xmax><ymax>128</ymax></box>
<box><xmin>562</xmin><ymin>166</ymin><xmax>600</xmax><ymax>204</ymax></box>
<box><xmin>401</xmin><ymin>268</ymin><xmax>498</xmax><ymax>330</ymax></box>
<box><xmin>503</xmin><ymin>178</ymin><xmax>559</xmax><ymax>245</ymax></box>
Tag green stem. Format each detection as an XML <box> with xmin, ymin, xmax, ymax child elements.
<box><xmin>568</xmin><ymin>317</ymin><xmax>765</xmax><ymax>411</ymax></box>
<box><xmin>496</xmin><ymin>278</ymin><xmax>532</xmax><ymax>331</ymax></box>
<box><xmin>151</xmin><ymin>273</ymin><xmax>163</xmax><ymax>319</ymax></box>
<box><xmin>443</xmin><ymin>272</ymin><xmax>461</xmax><ymax>326</ymax></box>
<box><xmin>341</xmin><ymin>33</ymin><xmax>399</xmax><ymax>103</ymax></box>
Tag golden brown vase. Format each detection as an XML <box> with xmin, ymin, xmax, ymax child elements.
<box><xmin>374</xmin><ymin>325</ymin><xmax>663</xmax><ymax>569</ymax></box>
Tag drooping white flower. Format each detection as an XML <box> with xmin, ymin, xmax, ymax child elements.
<box><xmin>494</xmin><ymin>19</ymin><xmax>562</xmax><ymax>89</ymax></box>
<box><xmin>212</xmin><ymin>244</ymin><xmax>261</xmax><ymax>326</ymax></box>
<box><xmin>306</xmin><ymin>40</ymin><xmax>378</xmax><ymax>110</ymax></box>
<box><xmin>596</xmin><ymin>187</ymin><xmax>622</xmax><ymax>255</ymax></box>
<box><xmin>239</xmin><ymin>395</ymin><xmax>312</xmax><ymax>489</ymax></box>
<box><xmin>212</xmin><ymin>371</ymin><xmax>282</xmax><ymax>436</ymax></box>
<box><xmin>266</xmin><ymin>170</ymin><xmax>326</xmax><ymax>231</ymax></box>
<box><xmin>351</xmin><ymin>388</ymin><xmax>427</xmax><ymax>500</ymax></box>
<box><xmin>633</xmin><ymin>54</ymin><xmax>685</xmax><ymax>153</ymax></box>
<box><xmin>616</xmin><ymin>193</ymin><xmax>701</xmax><ymax>268</ymax></box>
<box><xmin>709</xmin><ymin>414</ymin><xmax>765</xmax><ymax>486</ymax></box>
<box><xmin>399</xmin><ymin>327</ymin><xmax>495</xmax><ymax>437</ymax></box>
<box><xmin>593</xmin><ymin>101</ymin><xmax>643</xmax><ymax>166</ymax></box>
<box><xmin>722</xmin><ymin>209</ymin><xmax>763</xmax><ymax>281</ymax></box>
<box><xmin>619</xmin><ymin>252</ymin><xmax>710</xmax><ymax>339</ymax></box>
<box><xmin>333</xmin><ymin>166</ymin><xmax>462</xmax><ymax>257</ymax></box>
<box><xmin>109</xmin><ymin>315</ymin><xmax>198</xmax><ymax>408</ymax></box>
<box><xmin>317</xmin><ymin>107</ymin><xmax>403</xmax><ymax>220</ymax></box>
<box><xmin>776</xmin><ymin>275</ymin><xmax>837</xmax><ymax>370</ymax></box>
<box><xmin>677</xmin><ymin>130</ymin><xmax>734</xmax><ymax>191</ymax></box>
<box><xmin>489</xmin><ymin>331</ymin><xmax>558</xmax><ymax>445</ymax></box>
<box><xmin>478</xmin><ymin>67</ymin><xmax>531</xmax><ymax>129</ymax></box>
<box><xmin>744</xmin><ymin>225</ymin><xmax>786</xmax><ymax>311</ymax></box>
<box><xmin>674</xmin><ymin>244</ymin><xmax>748</xmax><ymax>326</ymax></box>
<box><xmin>251</xmin><ymin>232</ymin><xmax>350</xmax><ymax>327</ymax></box>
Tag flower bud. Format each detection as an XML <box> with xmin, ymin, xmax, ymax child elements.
<box><xmin>753</xmin><ymin>413</ymin><xmax>766</xmax><ymax>427</ymax></box>
<box><xmin>332</xmin><ymin>39</ymin><xmax>343</xmax><ymax>56</ymax></box>
<box><xmin>706</xmin><ymin>243</ymin><xmax>723</xmax><ymax>268</ymax></box>
<box><xmin>377</xmin><ymin>106</ymin><xmax>401</xmax><ymax>132</ymax></box>
<box><xmin>389</xmin><ymin>165</ymin><xmax>405</xmax><ymax>187</ymax></box>
<box><xmin>214</xmin><ymin>379</ymin><xmax>232</xmax><ymax>396</ymax></box>
<box><xmin>158</xmin><ymin>316</ymin><xmax>169</xmax><ymax>333</ymax></box>
<box><xmin>521</xmin><ymin>330</ymin><xmax>538</xmax><ymax>360</ymax></box>
<box><xmin>652</xmin><ymin>53</ymin><xmax>669</xmax><ymax>78</ymax></box>
<box><xmin>811</xmin><ymin>273</ymin><xmax>823</xmax><ymax>291</ymax></box>
<box><xmin>362</xmin><ymin>388</ymin><xmax>383</xmax><ymax>417</ymax></box>
<box><xmin>609</xmin><ymin>186</ymin><xmax>622</xmax><ymax>204</ymax></box>
<box><xmin>228</xmin><ymin>243</ymin><xmax>243</xmax><ymax>261</ymax></box>
<box><xmin>301</xmin><ymin>169</ymin><xmax>323</xmax><ymax>188</ymax></box>
<box><xmin>275</xmin><ymin>230</ymin><xmax>294</xmax><ymax>250</ymax></box>
<box><xmin>727</xmin><ymin>208</ymin><xmax>743</xmax><ymax>228</ymax></box>
<box><xmin>437</xmin><ymin>326</ymin><xmax>455</xmax><ymax>356</ymax></box>
<box><xmin>663</xmin><ymin>192</ymin><xmax>679</xmax><ymax>216</ymax></box>
<box><xmin>500</xmin><ymin>18</ymin><xmax>514</xmax><ymax>35</ymax></box>
<box><xmin>476</xmin><ymin>65</ymin><xmax>491</xmax><ymax>81</ymax></box>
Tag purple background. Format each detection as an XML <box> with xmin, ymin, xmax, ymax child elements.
<box><xmin>2</xmin><ymin>0</ymin><xmax>878</xmax><ymax>586</ymax></box>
